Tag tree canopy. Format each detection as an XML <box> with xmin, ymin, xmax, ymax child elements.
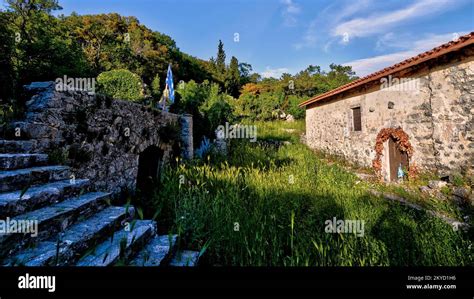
<box><xmin>0</xmin><ymin>0</ymin><xmax>358</xmax><ymax>127</ymax></box>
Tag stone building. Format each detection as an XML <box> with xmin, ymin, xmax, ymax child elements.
<box><xmin>300</xmin><ymin>32</ymin><xmax>473</xmax><ymax>181</ymax></box>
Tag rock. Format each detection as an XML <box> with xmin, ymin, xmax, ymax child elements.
<box><xmin>23</xmin><ymin>81</ymin><xmax>55</xmax><ymax>91</ymax></box>
<box><xmin>419</xmin><ymin>186</ymin><xmax>432</xmax><ymax>194</ymax></box>
<box><xmin>433</xmin><ymin>191</ymin><xmax>448</xmax><ymax>201</ymax></box>
<box><xmin>355</xmin><ymin>172</ymin><xmax>375</xmax><ymax>181</ymax></box>
<box><xmin>0</xmin><ymin>153</ymin><xmax>48</xmax><ymax>170</ymax></box>
<box><xmin>452</xmin><ymin>186</ymin><xmax>471</xmax><ymax>201</ymax></box>
<box><xmin>428</xmin><ymin>180</ymin><xmax>447</xmax><ymax>189</ymax></box>
<box><xmin>300</xmin><ymin>133</ymin><xmax>306</xmax><ymax>144</ymax></box>
<box><xmin>286</xmin><ymin>114</ymin><xmax>295</xmax><ymax>122</ymax></box>
<box><xmin>439</xmin><ymin>175</ymin><xmax>450</xmax><ymax>182</ymax></box>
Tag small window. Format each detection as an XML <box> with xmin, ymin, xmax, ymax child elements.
<box><xmin>352</xmin><ymin>107</ymin><xmax>362</xmax><ymax>131</ymax></box>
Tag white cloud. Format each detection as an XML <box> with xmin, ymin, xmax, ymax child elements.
<box><xmin>344</xmin><ymin>32</ymin><xmax>464</xmax><ymax>76</ymax></box>
<box><xmin>281</xmin><ymin>0</ymin><xmax>301</xmax><ymax>26</ymax></box>
<box><xmin>333</xmin><ymin>0</ymin><xmax>454</xmax><ymax>40</ymax></box>
<box><xmin>295</xmin><ymin>0</ymin><xmax>373</xmax><ymax>49</ymax></box>
<box><xmin>331</xmin><ymin>0</ymin><xmax>374</xmax><ymax>23</ymax></box>
<box><xmin>261</xmin><ymin>67</ymin><xmax>290</xmax><ymax>79</ymax></box>
<box><xmin>296</xmin><ymin>0</ymin><xmax>468</xmax><ymax>50</ymax></box>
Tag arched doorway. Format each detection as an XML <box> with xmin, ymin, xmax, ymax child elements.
<box><xmin>372</xmin><ymin>128</ymin><xmax>414</xmax><ymax>181</ymax></box>
<box><xmin>136</xmin><ymin>145</ymin><xmax>164</xmax><ymax>194</ymax></box>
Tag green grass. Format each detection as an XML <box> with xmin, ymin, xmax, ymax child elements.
<box><xmin>144</xmin><ymin>120</ymin><xmax>473</xmax><ymax>266</ymax></box>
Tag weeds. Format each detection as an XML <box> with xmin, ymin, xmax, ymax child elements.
<box><xmin>146</xmin><ymin>121</ymin><xmax>472</xmax><ymax>266</ymax></box>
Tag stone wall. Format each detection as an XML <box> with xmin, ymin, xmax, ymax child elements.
<box><xmin>305</xmin><ymin>50</ymin><xmax>474</xmax><ymax>178</ymax></box>
<box><xmin>14</xmin><ymin>82</ymin><xmax>193</xmax><ymax>193</ymax></box>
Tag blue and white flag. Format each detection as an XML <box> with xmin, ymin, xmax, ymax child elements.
<box><xmin>159</xmin><ymin>64</ymin><xmax>175</xmax><ymax>111</ymax></box>
<box><xmin>165</xmin><ymin>63</ymin><xmax>174</xmax><ymax>105</ymax></box>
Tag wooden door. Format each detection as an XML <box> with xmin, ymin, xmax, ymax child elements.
<box><xmin>388</xmin><ymin>138</ymin><xmax>408</xmax><ymax>181</ymax></box>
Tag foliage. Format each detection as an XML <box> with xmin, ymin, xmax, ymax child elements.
<box><xmin>96</xmin><ymin>69</ymin><xmax>143</xmax><ymax>101</ymax></box>
<box><xmin>216</xmin><ymin>39</ymin><xmax>226</xmax><ymax>77</ymax></box>
<box><xmin>47</xmin><ymin>148</ymin><xmax>68</xmax><ymax>165</ymax></box>
<box><xmin>175</xmin><ymin>80</ymin><xmax>234</xmax><ymax>148</ymax></box>
<box><xmin>0</xmin><ymin>12</ymin><xmax>15</xmax><ymax>103</ymax></box>
<box><xmin>3</xmin><ymin>0</ymin><xmax>90</xmax><ymax>102</ymax></box>
<box><xmin>199</xmin><ymin>83</ymin><xmax>234</xmax><ymax>130</ymax></box>
<box><xmin>1</xmin><ymin>3</ymin><xmax>214</xmax><ymax>110</ymax></box>
<box><xmin>1</xmin><ymin>0</ymin><xmax>359</xmax><ymax>132</ymax></box>
<box><xmin>286</xmin><ymin>95</ymin><xmax>305</xmax><ymax>119</ymax></box>
<box><xmin>148</xmin><ymin>121</ymin><xmax>472</xmax><ymax>266</ymax></box>
<box><xmin>225</xmin><ymin>56</ymin><xmax>240</xmax><ymax>98</ymax></box>
<box><xmin>195</xmin><ymin>136</ymin><xmax>212</xmax><ymax>158</ymax></box>
<box><xmin>151</xmin><ymin>74</ymin><xmax>161</xmax><ymax>99</ymax></box>
<box><xmin>236</xmin><ymin>63</ymin><xmax>358</xmax><ymax>121</ymax></box>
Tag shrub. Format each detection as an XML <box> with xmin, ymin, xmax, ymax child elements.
<box><xmin>286</xmin><ymin>95</ymin><xmax>305</xmax><ymax>119</ymax></box>
<box><xmin>175</xmin><ymin>80</ymin><xmax>235</xmax><ymax>148</ymax></box>
<box><xmin>151</xmin><ymin>74</ymin><xmax>161</xmax><ymax>99</ymax></box>
<box><xmin>97</xmin><ymin>69</ymin><xmax>143</xmax><ymax>101</ymax></box>
<box><xmin>200</xmin><ymin>84</ymin><xmax>235</xmax><ymax>131</ymax></box>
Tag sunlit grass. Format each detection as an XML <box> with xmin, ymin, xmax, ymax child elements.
<box><xmin>146</xmin><ymin>120</ymin><xmax>473</xmax><ymax>266</ymax></box>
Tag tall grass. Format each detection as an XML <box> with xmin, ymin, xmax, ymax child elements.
<box><xmin>145</xmin><ymin>121</ymin><xmax>473</xmax><ymax>266</ymax></box>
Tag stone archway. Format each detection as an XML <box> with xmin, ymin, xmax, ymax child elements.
<box><xmin>136</xmin><ymin>145</ymin><xmax>164</xmax><ymax>194</ymax></box>
<box><xmin>372</xmin><ymin>127</ymin><xmax>414</xmax><ymax>181</ymax></box>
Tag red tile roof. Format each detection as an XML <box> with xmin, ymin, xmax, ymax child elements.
<box><xmin>299</xmin><ymin>32</ymin><xmax>474</xmax><ymax>107</ymax></box>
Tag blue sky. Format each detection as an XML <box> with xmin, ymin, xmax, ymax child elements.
<box><xmin>6</xmin><ymin>0</ymin><xmax>474</xmax><ymax>77</ymax></box>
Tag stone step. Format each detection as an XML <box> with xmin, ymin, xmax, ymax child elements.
<box><xmin>169</xmin><ymin>250</ymin><xmax>200</xmax><ymax>267</ymax></box>
<box><xmin>0</xmin><ymin>153</ymin><xmax>49</xmax><ymax>170</ymax></box>
<box><xmin>129</xmin><ymin>234</ymin><xmax>177</xmax><ymax>266</ymax></box>
<box><xmin>76</xmin><ymin>220</ymin><xmax>156</xmax><ymax>266</ymax></box>
<box><xmin>0</xmin><ymin>179</ymin><xmax>90</xmax><ymax>219</ymax></box>
<box><xmin>0</xmin><ymin>165</ymin><xmax>70</xmax><ymax>193</ymax></box>
<box><xmin>5</xmin><ymin>206</ymin><xmax>134</xmax><ymax>266</ymax></box>
<box><xmin>0</xmin><ymin>140</ymin><xmax>40</xmax><ymax>153</ymax></box>
<box><xmin>0</xmin><ymin>192</ymin><xmax>111</xmax><ymax>259</ymax></box>
<box><xmin>9</xmin><ymin>121</ymin><xmax>59</xmax><ymax>140</ymax></box>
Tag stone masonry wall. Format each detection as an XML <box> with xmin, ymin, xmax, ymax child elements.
<box><xmin>305</xmin><ymin>54</ymin><xmax>474</xmax><ymax>177</ymax></box>
<box><xmin>13</xmin><ymin>82</ymin><xmax>193</xmax><ymax>193</ymax></box>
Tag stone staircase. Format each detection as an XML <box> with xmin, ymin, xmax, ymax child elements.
<box><xmin>0</xmin><ymin>139</ymin><xmax>200</xmax><ymax>267</ymax></box>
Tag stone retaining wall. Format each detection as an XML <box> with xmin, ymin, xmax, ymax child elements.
<box><xmin>14</xmin><ymin>82</ymin><xmax>193</xmax><ymax>193</ymax></box>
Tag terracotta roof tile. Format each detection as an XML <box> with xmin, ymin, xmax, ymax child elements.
<box><xmin>299</xmin><ymin>32</ymin><xmax>474</xmax><ymax>107</ymax></box>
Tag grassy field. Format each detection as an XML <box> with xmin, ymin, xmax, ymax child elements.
<box><xmin>145</xmin><ymin>120</ymin><xmax>473</xmax><ymax>266</ymax></box>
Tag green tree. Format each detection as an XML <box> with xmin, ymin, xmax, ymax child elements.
<box><xmin>0</xmin><ymin>11</ymin><xmax>15</xmax><ymax>102</ymax></box>
<box><xmin>6</xmin><ymin>0</ymin><xmax>89</xmax><ymax>85</ymax></box>
<box><xmin>225</xmin><ymin>56</ymin><xmax>241</xmax><ymax>98</ymax></box>
<box><xmin>151</xmin><ymin>74</ymin><xmax>161</xmax><ymax>99</ymax></box>
<box><xmin>326</xmin><ymin>63</ymin><xmax>357</xmax><ymax>89</ymax></box>
<box><xmin>238</xmin><ymin>62</ymin><xmax>255</xmax><ymax>85</ymax></box>
<box><xmin>216</xmin><ymin>39</ymin><xmax>226</xmax><ymax>76</ymax></box>
<box><xmin>3</xmin><ymin>0</ymin><xmax>90</xmax><ymax>114</ymax></box>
